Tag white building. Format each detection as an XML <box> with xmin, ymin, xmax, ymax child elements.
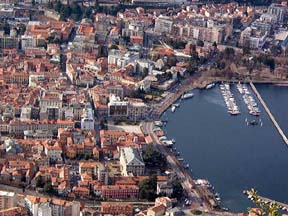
<box><xmin>108</xmin><ymin>49</ymin><xmax>140</xmax><ymax>68</ymax></box>
<box><xmin>119</xmin><ymin>147</ymin><xmax>145</xmax><ymax>176</ymax></box>
<box><xmin>0</xmin><ymin>190</ymin><xmax>16</xmax><ymax>210</ymax></box>
<box><xmin>21</xmin><ymin>35</ymin><xmax>38</xmax><ymax>50</ymax></box>
<box><xmin>128</xmin><ymin>100</ymin><xmax>149</xmax><ymax>120</ymax></box>
<box><xmin>81</xmin><ymin>107</ymin><xmax>95</xmax><ymax>130</ymax></box>
<box><xmin>44</xmin><ymin>143</ymin><xmax>62</xmax><ymax>162</ymax></box>
<box><xmin>155</xmin><ymin>15</ymin><xmax>173</xmax><ymax>34</ymax></box>
<box><xmin>108</xmin><ymin>94</ymin><xmax>129</xmax><ymax>118</ymax></box>
<box><xmin>38</xmin><ymin>203</ymin><xmax>52</xmax><ymax>216</ymax></box>
<box><xmin>24</xmin><ymin>195</ymin><xmax>80</xmax><ymax>216</ymax></box>
<box><xmin>20</xmin><ymin>106</ymin><xmax>32</xmax><ymax>121</ymax></box>
<box><xmin>268</xmin><ymin>3</ymin><xmax>287</xmax><ymax>24</ymax></box>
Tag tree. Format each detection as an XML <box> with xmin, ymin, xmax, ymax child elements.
<box><xmin>142</xmin><ymin>144</ymin><xmax>167</xmax><ymax>171</ymax></box>
<box><xmin>36</xmin><ymin>176</ymin><xmax>44</xmax><ymax>187</ymax></box>
<box><xmin>196</xmin><ymin>40</ymin><xmax>204</xmax><ymax>47</ymax></box>
<box><xmin>55</xmin><ymin>1</ymin><xmax>62</xmax><ymax>12</ymax></box>
<box><xmin>108</xmin><ymin>44</ymin><xmax>119</xmax><ymax>50</ymax></box>
<box><xmin>224</xmin><ymin>47</ymin><xmax>235</xmax><ymax>59</ymax></box>
<box><xmin>141</xmin><ymin>67</ymin><xmax>149</xmax><ymax>79</ymax></box>
<box><xmin>71</xmin><ymin>3</ymin><xmax>82</xmax><ymax>21</ymax></box>
<box><xmin>0</xmin><ymin>22</ymin><xmax>10</xmax><ymax>35</ymax></box>
<box><xmin>243</xmin><ymin>47</ymin><xmax>251</xmax><ymax>55</ymax></box>
<box><xmin>84</xmin><ymin>7</ymin><xmax>93</xmax><ymax>19</ymax></box>
<box><xmin>270</xmin><ymin>45</ymin><xmax>282</xmax><ymax>56</ymax></box>
<box><xmin>171</xmin><ymin>180</ymin><xmax>184</xmax><ymax>200</ymax></box>
<box><xmin>139</xmin><ymin>174</ymin><xmax>157</xmax><ymax>201</ymax></box>
<box><xmin>167</xmin><ymin>56</ymin><xmax>177</xmax><ymax>67</ymax></box>
<box><xmin>17</xmin><ymin>24</ymin><xmax>26</xmax><ymax>35</ymax></box>
<box><xmin>43</xmin><ymin>182</ymin><xmax>54</xmax><ymax>194</ymax></box>
<box><xmin>21</xmin><ymin>175</ymin><xmax>26</xmax><ymax>183</ymax></box>
<box><xmin>186</xmin><ymin>61</ymin><xmax>197</xmax><ymax>75</ymax></box>
<box><xmin>247</xmin><ymin>188</ymin><xmax>281</xmax><ymax>216</ymax></box>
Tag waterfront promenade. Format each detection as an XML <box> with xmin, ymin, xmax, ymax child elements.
<box><xmin>250</xmin><ymin>82</ymin><xmax>288</xmax><ymax>145</ymax></box>
<box><xmin>142</xmin><ymin>122</ymin><xmax>219</xmax><ymax>211</ymax></box>
<box><xmin>152</xmin><ymin>77</ymin><xmax>195</xmax><ymax>119</ymax></box>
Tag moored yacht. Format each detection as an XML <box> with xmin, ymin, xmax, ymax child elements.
<box><xmin>171</xmin><ymin>105</ymin><xmax>176</xmax><ymax>113</ymax></box>
<box><xmin>206</xmin><ymin>83</ymin><xmax>215</xmax><ymax>89</ymax></box>
<box><xmin>181</xmin><ymin>93</ymin><xmax>194</xmax><ymax>99</ymax></box>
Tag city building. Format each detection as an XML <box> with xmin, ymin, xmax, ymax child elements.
<box><xmin>0</xmin><ymin>191</ymin><xmax>16</xmax><ymax>210</ymax></box>
<box><xmin>119</xmin><ymin>147</ymin><xmax>145</xmax><ymax>176</ymax></box>
<box><xmin>240</xmin><ymin>27</ymin><xmax>267</xmax><ymax>49</ymax></box>
<box><xmin>108</xmin><ymin>94</ymin><xmax>129</xmax><ymax>119</ymax></box>
<box><xmin>101</xmin><ymin>185</ymin><xmax>139</xmax><ymax>199</ymax></box>
<box><xmin>81</xmin><ymin>107</ymin><xmax>95</xmax><ymax>130</ymax></box>
<box><xmin>24</xmin><ymin>195</ymin><xmax>80</xmax><ymax>216</ymax></box>
<box><xmin>268</xmin><ymin>3</ymin><xmax>287</xmax><ymax>23</ymax></box>
<box><xmin>155</xmin><ymin>15</ymin><xmax>173</xmax><ymax>34</ymax></box>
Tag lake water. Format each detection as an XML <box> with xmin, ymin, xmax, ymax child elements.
<box><xmin>164</xmin><ymin>84</ymin><xmax>288</xmax><ymax>212</ymax></box>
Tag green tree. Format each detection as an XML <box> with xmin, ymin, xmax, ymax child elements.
<box><xmin>43</xmin><ymin>182</ymin><xmax>54</xmax><ymax>194</ymax></box>
<box><xmin>142</xmin><ymin>144</ymin><xmax>167</xmax><ymax>171</ymax></box>
<box><xmin>171</xmin><ymin>180</ymin><xmax>184</xmax><ymax>200</ymax></box>
<box><xmin>141</xmin><ymin>67</ymin><xmax>149</xmax><ymax>79</ymax></box>
<box><xmin>36</xmin><ymin>176</ymin><xmax>44</xmax><ymax>187</ymax></box>
<box><xmin>243</xmin><ymin>47</ymin><xmax>251</xmax><ymax>55</ymax></box>
<box><xmin>186</xmin><ymin>61</ymin><xmax>197</xmax><ymax>75</ymax></box>
<box><xmin>167</xmin><ymin>56</ymin><xmax>177</xmax><ymax>67</ymax></box>
<box><xmin>108</xmin><ymin>44</ymin><xmax>119</xmax><ymax>50</ymax></box>
<box><xmin>196</xmin><ymin>40</ymin><xmax>204</xmax><ymax>47</ymax></box>
<box><xmin>55</xmin><ymin>1</ymin><xmax>62</xmax><ymax>12</ymax></box>
<box><xmin>270</xmin><ymin>45</ymin><xmax>282</xmax><ymax>56</ymax></box>
<box><xmin>247</xmin><ymin>188</ymin><xmax>281</xmax><ymax>216</ymax></box>
<box><xmin>17</xmin><ymin>23</ymin><xmax>26</xmax><ymax>35</ymax></box>
<box><xmin>0</xmin><ymin>22</ymin><xmax>10</xmax><ymax>35</ymax></box>
<box><xmin>21</xmin><ymin>175</ymin><xmax>26</xmax><ymax>183</ymax></box>
<box><xmin>224</xmin><ymin>47</ymin><xmax>235</xmax><ymax>59</ymax></box>
<box><xmin>139</xmin><ymin>174</ymin><xmax>157</xmax><ymax>201</ymax></box>
<box><xmin>84</xmin><ymin>7</ymin><xmax>93</xmax><ymax>19</ymax></box>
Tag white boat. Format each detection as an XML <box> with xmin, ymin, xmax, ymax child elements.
<box><xmin>181</xmin><ymin>93</ymin><xmax>194</xmax><ymax>99</ymax></box>
<box><xmin>154</xmin><ymin>121</ymin><xmax>163</xmax><ymax>127</ymax></box>
<box><xmin>206</xmin><ymin>83</ymin><xmax>215</xmax><ymax>89</ymax></box>
<box><xmin>171</xmin><ymin>105</ymin><xmax>176</xmax><ymax>113</ymax></box>
<box><xmin>159</xmin><ymin>136</ymin><xmax>167</xmax><ymax>141</ymax></box>
<box><xmin>173</xmin><ymin>103</ymin><xmax>180</xmax><ymax>108</ymax></box>
<box><xmin>163</xmin><ymin>140</ymin><xmax>174</xmax><ymax>146</ymax></box>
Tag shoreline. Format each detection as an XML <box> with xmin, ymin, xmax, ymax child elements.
<box><xmin>144</xmin><ymin>120</ymin><xmax>229</xmax><ymax>214</ymax></box>
<box><xmin>153</xmin><ymin>78</ymin><xmax>288</xmax><ymax>119</ymax></box>
<box><xmin>155</xmin><ymin>82</ymin><xmax>288</xmax><ymax>213</ymax></box>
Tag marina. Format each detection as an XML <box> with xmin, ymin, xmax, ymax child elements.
<box><xmin>237</xmin><ymin>83</ymin><xmax>260</xmax><ymax>116</ymax></box>
<box><xmin>220</xmin><ymin>83</ymin><xmax>240</xmax><ymax>115</ymax></box>
<box><xmin>163</xmin><ymin>84</ymin><xmax>288</xmax><ymax>212</ymax></box>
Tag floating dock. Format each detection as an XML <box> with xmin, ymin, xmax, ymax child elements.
<box><xmin>250</xmin><ymin>82</ymin><xmax>288</xmax><ymax>145</ymax></box>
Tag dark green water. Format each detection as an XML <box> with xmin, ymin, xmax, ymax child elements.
<box><xmin>164</xmin><ymin>84</ymin><xmax>288</xmax><ymax>212</ymax></box>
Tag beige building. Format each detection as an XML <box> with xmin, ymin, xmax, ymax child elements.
<box><xmin>120</xmin><ymin>147</ymin><xmax>145</xmax><ymax>176</ymax></box>
<box><xmin>155</xmin><ymin>15</ymin><xmax>173</xmax><ymax>34</ymax></box>
<box><xmin>0</xmin><ymin>191</ymin><xmax>16</xmax><ymax>210</ymax></box>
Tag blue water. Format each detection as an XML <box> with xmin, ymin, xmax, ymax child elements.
<box><xmin>164</xmin><ymin>84</ymin><xmax>288</xmax><ymax>212</ymax></box>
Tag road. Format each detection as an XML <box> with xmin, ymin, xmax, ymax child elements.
<box><xmin>142</xmin><ymin>122</ymin><xmax>205</xmax><ymax>209</ymax></box>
